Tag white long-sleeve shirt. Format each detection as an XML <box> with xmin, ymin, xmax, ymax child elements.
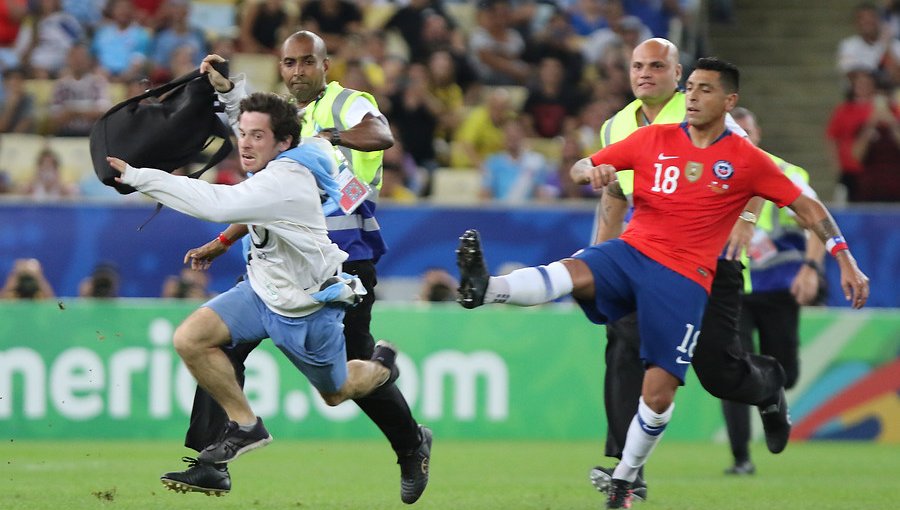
<box><xmin>121</xmin><ymin>153</ymin><xmax>348</xmax><ymax>317</ymax></box>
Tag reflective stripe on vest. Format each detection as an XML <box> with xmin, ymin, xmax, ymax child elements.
<box><xmin>325</xmin><ymin>214</ymin><xmax>381</xmax><ymax>232</ymax></box>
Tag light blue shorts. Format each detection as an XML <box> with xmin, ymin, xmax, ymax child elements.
<box><xmin>204</xmin><ymin>280</ymin><xmax>348</xmax><ymax>393</ymax></box>
<box><xmin>573</xmin><ymin>239</ymin><xmax>709</xmax><ymax>383</ymax></box>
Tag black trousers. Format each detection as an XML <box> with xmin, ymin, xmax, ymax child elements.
<box><xmin>722</xmin><ymin>290</ymin><xmax>800</xmax><ymax>462</ymax></box>
<box><xmin>184</xmin><ymin>259</ymin><xmax>421</xmax><ymax>456</ymax></box>
<box><xmin>603</xmin><ymin>259</ymin><xmax>785</xmax><ymax>460</ymax></box>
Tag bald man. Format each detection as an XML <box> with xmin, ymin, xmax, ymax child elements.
<box><xmin>587</xmin><ymin>39</ymin><xmax>791</xmax><ymax>502</ymax></box>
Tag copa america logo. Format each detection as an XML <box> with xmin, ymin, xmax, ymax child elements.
<box><xmin>713</xmin><ymin>160</ymin><xmax>734</xmax><ymax>179</ymax></box>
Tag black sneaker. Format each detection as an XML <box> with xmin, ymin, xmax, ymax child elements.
<box><xmin>455</xmin><ymin>229</ymin><xmax>489</xmax><ymax>309</ymax></box>
<box><xmin>589</xmin><ymin>465</ymin><xmax>647</xmax><ymax>501</ymax></box>
<box><xmin>759</xmin><ymin>388</ymin><xmax>791</xmax><ymax>454</ymax></box>
<box><xmin>372</xmin><ymin>340</ymin><xmax>400</xmax><ymax>386</ymax></box>
<box><xmin>197</xmin><ymin>417</ymin><xmax>272</xmax><ymax>464</ymax></box>
<box><xmin>398</xmin><ymin>425</ymin><xmax>432</xmax><ymax>504</ymax></box>
<box><xmin>160</xmin><ymin>457</ymin><xmax>230</xmax><ymax>496</ymax></box>
<box><xmin>607</xmin><ymin>478</ymin><xmax>633</xmax><ymax>509</ymax></box>
<box><xmin>724</xmin><ymin>459</ymin><xmax>756</xmax><ymax>475</ymax></box>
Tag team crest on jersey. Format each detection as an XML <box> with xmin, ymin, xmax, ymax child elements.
<box><xmin>685</xmin><ymin>161</ymin><xmax>703</xmax><ymax>182</ymax></box>
<box><xmin>713</xmin><ymin>160</ymin><xmax>734</xmax><ymax>179</ymax></box>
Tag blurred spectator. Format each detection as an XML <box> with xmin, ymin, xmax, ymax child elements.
<box><xmin>237</xmin><ymin>0</ymin><xmax>291</xmax><ymax>54</ymax></box>
<box><xmin>79</xmin><ymin>261</ymin><xmax>120</xmax><ymax>298</ymax></box>
<box><xmin>0</xmin><ymin>66</ymin><xmax>34</xmax><ymax>133</ymax></box>
<box><xmin>420</xmin><ymin>7</ymin><xmax>477</xmax><ymax>93</ymax></box>
<box><xmin>298</xmin><ymin>0</ymin><xmax>362</xmax><ymax>54</ymax></box>
<box><xmin>1</xmin><ymin>258</ymin><xmax>55</xmax><ymax>299</ymax></box>
<box><xmin>162</xmin><ymin>267</ymin><xmax>211</xmax><ymax>299</ymax></box>
<box><xmin>427</xmin><ymin>49</ymin><xmax>464</xmax><ymax>146</ymax></box>
<box><xmin>62</xmin><ymin>0</ymin><xmax>104</xmax><ymax>33</ymax></box>
<box><xmin>133</xmin><ymin>0</ymin><xmax>167</xmax><ymax>30</ymax></box>
<box><xmin>384</xmin><ymin>0</ymin><xmax>461</xmax><ymax>63</ymax></box>
<box><xmin>827</xmin><ymin>69</ymin><xmax>878</xmax><ymax>202</ymax></box>
<box><xmin>328</xmin><ymin>32</ymin><xmax>382</xmax><ymax>91</ymax></box>
<box><xmin>582</xmin><ymin>13</ymin><xmax>652</xmax><ymax>67</ymax></box>
<box><xmin>418</xmin><ymin>267</ymin><xmax>457</xmax><ymax>302</ymax></box>
<box><xmin>149</xmin><ymin>0</ymin><xmax>207</xmax><ymax>82</ymax></box>
<box><xmin>208</xmin><ymin>36</ymin><xmax>236</xmax><ymax>68</ymax></box>
<box><xmin>374</xmin><ymin>54</ymin><xmax>408</xmax><ymax>103</ymax></box>
<box><xmin>0</xmin><ymin>0</ymin><xmax>28</xmax><ymax>71</ymax></box>
<box><xmin>621</xmin><ymin>0</ymin><xmax>684</xmax><ymax>39</ymax></box>
<box><xmin>383</xmin><ymin>124</ymin><xmax>425</xmax><ymax>196</ymax></box>
<box><xmin>19</xmin><ymin>148</ymin><xmax>78</xmax><ymax>199</ymax></box>
<box><xmin>848</xmin><ymin>80</ymin><xmax>900</xmax><ymax>201</ymax></box>
<box><xmin>91</xmin><ymin>0</ymin><xmax>151</xmax><ymax>81</ymax></box>
<box><xmin>387</xmin><ymin>63</ymin><xmax>440</xmax><ymax>170</ymax></box>
<box><xmin>49</xmin><ymin>43</ymin><xmax>111</xmax><ymax>136</ymax></box>
<box><xmin>467</xmin><ymin>0</ymin><xmax>530</xmax><ymax>86</ymax></box>
<box><xmin>21</xmin><ymin>0</ymin><xmax>86</xmax><ymax>79</ymax></box>
<box><xmin>523</xmin><ymin>6</ymin><xmax>585</xmax><ymax>85</ymax></box>
<box><xmin>568</xmin><ymin>0</ymin><xmax>609</xmax><ymax>36</ymax></box>
<box><xmin>480</xmin><ymin>116</ymin><xmax>555</xmax><ymax>203</ymax></box>
<box><xmin>450</xmin><ymin>86</ymin><xmax>515</xmax><ymax>168</ymax></box>
<box><xmin>837</xmin><ymin>2</ymin><xmax>900</xmax><ymax>86</ymax></box>
<box><xmin>381</xmin><ymin>162</ymin><xmax>418</xmax><ymax>203</ymax></box>
<box><xmin>522</xmin><ymin>56</ymin><xmax>584</xmax><ymax>138</ymax></box>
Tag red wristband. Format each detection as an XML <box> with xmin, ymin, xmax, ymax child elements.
<box><xmin>217</xmin><ymin>232</ymin><xmax>234</xmax><ymax>247</ymax></box>
<box><xmin>825</xmin><ymin>236</ymin><xmax>848</xmax><ymax>257</ymax></box>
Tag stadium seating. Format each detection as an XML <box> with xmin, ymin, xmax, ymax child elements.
<box><xmin>0</xmin><ymin>133</ymin><xmax>48</xmax><ymax>186</ymax></box>
<box><xmin>429</xmin><ymin>167</ymin><xmax>482</xmax><ymax>205</ymax></box>
<box><xmin>230</xmin><ymin>52</ymin><xmax>281</xmax><ymax>93</ymax></box>
<box><xmin>47</xmin><ymin>137</ymin><xmax>94</xmax><ymax>186</ymax></box>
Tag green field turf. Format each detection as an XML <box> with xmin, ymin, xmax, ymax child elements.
<box><xmin>2</xmin><ymin>439</ymin><xmax>898</xmax><ymax>509</ymax></box>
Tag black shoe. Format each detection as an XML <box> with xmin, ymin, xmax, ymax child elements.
<box><xmin>759</xmin><ymin>388</ymin><xmax>791</xmax><ymax>454</ymax></box>
<box><xmin>372</xmin><ymin>340</ymin><xmax>400</xmax><ymax>386</ymax></box>
<box><xmin>197</xmin><ymin>417</ymin><xmax>272</xmax><ymax>464</ymax></box>
<box><xmin>607</xmin><ymin>478</ymin><xmax>633</xmax><ymax>509</ymax></box>
<box><xmin>455</xmin><ymin>229</ymin><xmax>489</xmax><ymax>309</ymax></box>
<box><xmin>589</xmin><ymin>465</ymin><xmax>647</xmax><ymax>501</ymax></box>
<box><xmin>160</xmin><ymin>457</ymin><xmax>230</xmax><ymax>496</ymax></box>
<box><xmin>724</xmin><ymin>459</ymin><xmax>756</xmax><ymax>475</ymax></box>
<box><xmin>398</xmin><ymin>425</ymin><xmax>432</xmax><ymax>504</ymax></box>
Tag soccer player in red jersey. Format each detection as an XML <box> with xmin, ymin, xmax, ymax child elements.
<box><xmin>455</xmin><ymin>57</ymin><xmax>870</xmax><ymax>509</ymax></box>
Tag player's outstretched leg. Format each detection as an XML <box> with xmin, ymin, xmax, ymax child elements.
<box><xmin>197</xmin><ymin>417</ymin><xmax>272</xmax><ymax>464</ymax></box>
<box><xmin>758</xmin><ymin>387</ymin><xmax>791</xmax><ymax>453</ymax></box>
<box><xmin>456</xmin><ymin>229</ymin><xmax>489</xmax><ymax>309</ymax></box>
<box><xmin>397</xmin><ymin>425</ymin><xmax>433</xmax><ymax>504</ymax></box>
<box><xmin>589</xmin><ymin>465</ymin><xmax>648</xmax><ymax>501</ymax></box>
<box><xmin>160</xmin><ymin>457</ymin><xmax>230</xmax><ymax>496</ymax></box>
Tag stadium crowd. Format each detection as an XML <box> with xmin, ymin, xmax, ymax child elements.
<box><xmin>0</xmin><ymin>0</ymin><xmax>709</xmax><ymax>203</ymax></box>
<box><xmin>0</xmin><ymin>0</ymin><xmax>897</xmax><ymax>204</ymax></box>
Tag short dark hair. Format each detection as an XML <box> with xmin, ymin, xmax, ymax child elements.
<box><xmin>239</xmin><ymin>92</ymin><xmax>300</xmax><ymax>149</ymax></box>
<box><xmin>694</xmin><ymin>57</ymin><xmax>740</xmax><ymax>93</ymax></box>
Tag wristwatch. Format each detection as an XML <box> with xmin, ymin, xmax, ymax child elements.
<box><xmin>328</xmin><ymin>129</ymin><xmax>341</xmax><ymax>146</ymax></box>
<box><xmin>739</xmin><ymin>211</ymin><xmax>758</xmax><ymax>224</ymax></box>
<box><xmin>803</xmin><ymin>259</ymin><xmax>822</xmax><ymax>273</ymax></box>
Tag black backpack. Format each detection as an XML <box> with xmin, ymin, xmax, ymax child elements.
<box><xmin>89</xmin><ymin>61</ymin><xmax>234</xmax><ymax>195</ymax></box>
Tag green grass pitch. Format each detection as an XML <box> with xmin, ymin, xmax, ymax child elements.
<box><xmin>2</xmin><ymin>439</ymin><xmax>898</xmax><ymax>509</ymax></box>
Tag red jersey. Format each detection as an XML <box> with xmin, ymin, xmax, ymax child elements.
<box><xmin>590</xmin><ymin>123</ymin><xmax>802</xmax><ymax>292</ymax></box>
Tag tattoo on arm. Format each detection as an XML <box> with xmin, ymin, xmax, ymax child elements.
<box><xmin>606</xmin><ymin>180</ymin><xmax>626</xmax><ymax>201</ymax></box>
<box><xmin>812</xmin><ymin>218</ymin><xmax>841</xmax><ymax>242</ymax></box>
